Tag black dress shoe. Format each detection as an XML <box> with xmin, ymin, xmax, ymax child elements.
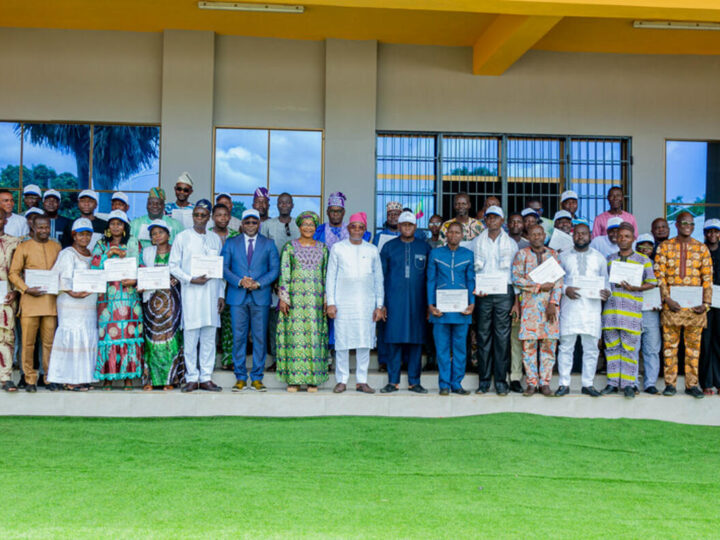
<box><xmin>509</xmin><ymin>381</ymin><xmax>523</xmax><ymax>393</ymax></box>
<box><xmin>601</xmin><ymin>384</ymin><xmax>618</xmax><ymax>395</ymax></box>
<box><xmin>408</xmin><ymin>384</ymin><xmax>428</xmax><ymax>394</ymax></box>
<box><xmin>380</xmin><ymin>383</ymin><xmax>398</xmax><ymax>394</ymax></box>
<box><xmin>452</xmin><ymin>388</ymin><xmax>470</xmax><ymax>395</ymax></box>
<box><xmin>643</xmin><ymin>386</ymin><xmax>659</xmax><ymax>395</ymax></box>
<box><xmin>554</xmin><ymin>385</ymin><xmax>570</xmax><ymax>397</ymax></box>
<box><xmin>633</xmin><ymin>385</ymin><xmax>640</xmax><ymax>395</ymax></box>
<box><xmin>266</xmin><ymin>362</ymin><xmax>277</xmax><ymax>372</ymax></box>
<box><xmin>199</xmin><ymin>381</ymin><xmax>222</xmax><ymax>392</ymax></box>
<box><xmin>25</xmin><ymin>384</ymin><xmax>37</xmax><ymax>393</ymax></box>
<box><xmin>623</xmin><ymin>386</ymin><xmax>635</xmax><ymax>399</ymax></box>
<box><xmin>439</xmin><ymin>388</ymin><xmax>450</xmax><ymax>396</ymax></box>
<box><xmin>685</xmin><ymin>386</ymin><xmax>704</xmax><ymax>399</ymax></box>
<box><xmin>663</xmin><ymin>384</ymin><xmax>677</xmax><ymax>396</ymax></box>
<box><xmin>47</xmin><ymin>383</ymin><xmax>62</xmax><ymax>392</ymax></box>
<box><xmin>17</xmin><ymin>375</ymin><xmax>26</xmax><ymax>389</ymax></box>
<box><xmin>378</xmin><ymin>364</ymin><xmax>387</xmax><ymax>373</ymax></box>
<box><xmin>582</xmin><ymin>386</ymin><xmax>601</xmax><ymax>397</ymax></box>
<box><xmin>495</xmin><ymin>384</ymin><xmax>509</xmax><ymax>396</ymax></box>
<box><xmin>182</xmin><ymin>382</ymin><xmax>199</xmax><ymax>393</ymax></box>
<box><xmin>475</xmin><ymin>387</ymin><xmax>488</xmax><ymax>395</ymax></box>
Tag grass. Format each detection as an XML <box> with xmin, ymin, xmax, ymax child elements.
<box><xmin>0</xmin><ymin>414</ymin><xmax>718</xmax><ymax>538</ymax></box>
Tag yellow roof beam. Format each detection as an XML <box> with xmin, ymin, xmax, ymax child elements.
<box><xmin>473</xmin><ymin>14</ymin><xmax>562</xmax><ymax>75</ymax></box>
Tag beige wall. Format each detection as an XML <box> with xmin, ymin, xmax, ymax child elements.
<box><xmin>2</xmin><ymin>27</ymin><xmax>719</xmax><ymax>230</ymax></box>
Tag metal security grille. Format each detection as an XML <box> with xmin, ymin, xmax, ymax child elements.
<box><xmin>376</xmin><ymin>132</ymin><xmax>631</xmax><ymax>230</ymax></box>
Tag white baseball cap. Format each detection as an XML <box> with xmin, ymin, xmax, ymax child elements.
<box><xmin>553</xmin><ymin>210</ymin><xmax>573</xmax><ymax>222</ymax></box>
<box><xmin>398</xmin><ymin>210</ymin><xmax>416</xmax><ymax>225</ymax></box>
<box><xmin>24</xmin><ymin>208</ymin><xmax>44</xmax><ymax>217</ymax></box>
<box><xmin>560</xmin><ymin>190</ymin><xmax>578</xmax><ymax>203</ymax></box>
<box><xmin>242</xmin><ymin>209</ymin><xmax>260</xmax><ymax>221</ymax></box>
<box><xmin>72</xmin><ymin>218</ymin><xmax>94</xmax><ymax>233</ymax></box>
<box><xmin>43</xmin><ymin>189</ymin><xmax>61</xmax><ymax>201</ymax></box>
<box><xmin>147</xmin><ymin>219</ymin><xmax>170</xmax><ymax>234</ymax></box>
<box><xmin>107</xmin><ymin>209</ymin><xmax>130</xmax><ymax>225</ymax></box>
<box><xmin>23</xmin><ymin>184</ymin><xmax>42</xmax><ymax>197</ymax></box>
<box><xmin>703</xmin><ymin>218</ymin><xmax>720</xmax><ymax>231</ymax></box>
<box><xmin>607</xmin><ymin>216</ymin><xmax>624</xmax><ymax>230</ymax></box>
<box><xmin>78</xmin><ymin>189</ymin><xmax>99</xmax><ymax>203</ymax></box>
<box><xmin>521</xmin><ymin>208</ymin><xmax>539</xmax><ymax>218</ymax></box>
<box><xmin>112</xmin><ymin>191</ymin><xmax>129</xmax><ymax>205</ymax></box>
<box><xmin>636</xmin><ymin>233</ymin><xmax>654</xmax><ymax>245</ymax></box>
<box><xmin>484</xmin><ymin>205</ymin><xmax>504</xmax><ymax>219</ymax></box>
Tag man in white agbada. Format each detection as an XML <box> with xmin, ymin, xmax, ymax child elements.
<box><xmin>169</xmin><ymin>199</ymin><xmax>225</xmax><ymax>393</ymax></box>
<box><xmin>556</xmin><ymin>222</ymin><xmax>610</xmax><ymax>397</ymax></box>
<box><xmin>326</xmin><ymin>211</ymin><xmax>384</xmax><ymax>394</ymax></box>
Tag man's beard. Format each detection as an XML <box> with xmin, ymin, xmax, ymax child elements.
<box><xmin>574</xmin><ymin>240</ymin><xmax>590</xmax><ymax>250</ymax></box>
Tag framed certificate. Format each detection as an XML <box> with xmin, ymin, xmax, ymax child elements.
<box><xmin>25</xmin><ymin>270</ymin><xmax>59</xmax><ymax>295</ymax></box>
<box><xmin>571</xmin><ymin>276</ymin><xmax>606</xmax><ymax>300</ymax></box>
<box><xmin>137</xmin><ymin>267</ymin><xmax>170</xmax><ymax>291</ymax></box>
<box><xmin>190</xmin><ymin>255</ymin><xmax>223</xmax><ymax>279</ymax></box>
<box><xmin>72</xmin><ymin>269</ymin><xmax>107</xmax><ymax>293</ymax></box>
<box><xmin>528</xmin><ymin>257</ymin><xmax>565</xmax><ymax>284</ymax></box>
<box><xmin>609</xmin><ymin>261</ymin><xmax>643</xmax><ymax>288</ymax></box>
<box><xmin>475</xmin><ymin>273</ymin><xmax>507</xmax><ymax>295</ymax></box>
<box><xmin>670</xmin><ymin>286</ymin><xmax>703</xmax><ymax>309</ymax></box>
<box><xmin>436</xmin><ymin>289</ymin><xmax>468</xmax><ymax>313</ymax></box>
<box><xmin>642</xmin><ymin>288</ymin><xmax>662</xmax><ymax>310</ymax></box>
<box><xmin>104</xmin><ymin>257</ymin><xmax>138</xmax><ymax>281</ymax></box>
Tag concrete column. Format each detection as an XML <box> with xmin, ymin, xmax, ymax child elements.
<box><xmin>324</xmin><ymin>39</ymin><xmax>378</xmax><ymax>225</ymax></box>
<box><xmin>160</xmin><ymin>30</ymin><xmax>215</xmax><ymax>200</ymax></box>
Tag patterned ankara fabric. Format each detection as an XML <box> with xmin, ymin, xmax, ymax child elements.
<box><xmin>439</xmin><ymin>217</ymin><xmax>484</xmax><ymax>244</ymax></box>
<box><xmin>0</xmin><ymin>234</ymin><xmax>19</xmax><ymax>381</ymax></box>
<box><xmin>604</xmin><ymin>328</ymin><xmax>641</xmax><ymax>388</ymax></box>
<box><xmin>602</xmin><ymin>251</ymin><xmax>656</xmax><ymax>336</ymax></box>
<box><xmin>91</xmin><ymin>241</ymin><xmax>144</xmax><ymax>380</ymax></box>
<box><xmin>663</xmin><ymin>324</ymin><xmax>702</xmax><ymax>388</ymax></box>
<box><xmin>275</xmin><ymin>240</ymin><xmax>329</xmax><ymax>386</ymax></box>
<box><xmin>142</xmin><ymin>251</ymin><xmax>185</xmax><ymax>387</ymax></box>
<box><xmin>654</xmin><ymin>237</ymin><xmax>713</xmax><ymax>328</ymax></box>
<box><xmin>522</xmin><ymin>339</ymin><xmax>555</xmax><ymax>387</ymax></box>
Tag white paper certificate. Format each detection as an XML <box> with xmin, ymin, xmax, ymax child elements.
<box><xmin>89</xmin><ymin>232</ymin><xmax>103</xmax><ymax>252</ymax></box>
<box><xmin>642</xmin><ymin>287</ymin><xmax>662</xmax><ymax>310</ymax></box>
<box><xmin>104</xmin><ymin>257</ymin><xmax>138</xmax><ymax>281</ymax></box>
<box><xmin>0</xmin><ymin>281</ymin><xmax>7</xmax><ymax>302</ymax></box>
<box><xmin>712</xmin><ymin>285</ymin><xmax>720</xmax><ymax>310</ymax></box>
<box><xmin>670</xmin><ymin>286</ymin><xmax>703</xmax><ymax>309</ymax></box>
<box><xmin>572</xmin><ymin>276</ymin><xmax>606</xmax><ymax>300</ymax></box>
<box><xmin>528</xmin><ymin>257</ymin><xmax>565</xmax><ymax>284</ymax></box>
<box><xmin>172</xmin><ymin>208</ymin><xmax>194</xmax><ymax>229</ymax></box>
<box><xmin>25</xmin><ymin>270</ymin><xmax>59</xmax><ymax>295</ymax></box>
<box><xmin>475</xmin><ymin>273</ymin><xmax>507</xmax><ymax>295</ymax></box>
<box><xmin>548</xmin><ymin>229</ymin><xmax>574</xmax><ymax>252</ymax></box>
<box><xmin>376</xmin><ymin>234</ymin><xmax>396</xmax><ymax>252</ymax></box>
<box><xmin>72</xmin><ymin>269</ymin><xmax>107</xmax><ymax>293</ymax></box>
<box><xmin>190</xmin><ymin>255</ymin><xmax>223</xmax><ymax>279</ymax></box>
<box><xmin>137</xmin><ymin>267</ymin><xmax>170</xmax><ymax>291</ymax></box>
<box><xmin>436</xmin><ymin>289</ymin><xmax>468</xmax><ymax>313</ymax></box>
<box><xmin>609</xmin><ymin>261</ymin><xmax>644</xmax><ymax>288</ymax></box>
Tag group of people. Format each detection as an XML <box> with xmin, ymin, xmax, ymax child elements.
<box><xmin>0</xmin><ymin>179</ymin><xmax>718</xmax><ymax>402</ymax></box>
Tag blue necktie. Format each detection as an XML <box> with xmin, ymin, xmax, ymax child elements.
<box><xmin>247</xmin><ymin>238</ymin><xmax>254</xmax><ymax>265</ymax></box>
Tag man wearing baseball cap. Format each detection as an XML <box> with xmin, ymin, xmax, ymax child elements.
<box><xmin>61</xmin><ymin>190</ymin><xmax>107</xmax><ymax>249</ymax></box>
<box><xmin>42</xmin><ymin>189</ymin><xmax>71</xmax><ymax>243</ymax></box>
<box><xmin>589</xmin><ymin>215</ymin><xmax>622</xmax><ymax>258</ymax></box>
<box><xmin>700</xmin><ymin>218</ymin><xmax>720</xmax><ymax>394</ymax></box>
<box><xmin>22</xmin><ymin>184</ymin><xmax>42</xmax><ymax>211</ymax></box>
<box><xmin>165</xmin><ymin>172</ymin><xmax>195</xmax><ymax>217</ymax></box>
<box><xmin>111</xmin><ymin>191</ymin><xmax>130</xmax><ymax>213</ymax></box>
<box><xmin>560</xmin><ymin>190</ymin><xmax>584</xmax><ymax>225</ymax></box>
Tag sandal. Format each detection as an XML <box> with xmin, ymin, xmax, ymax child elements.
<box><xmin>70</xmin><ymin>385</ymin><xmax>89</xmax><ymax>392</ymax></box>
<box><xmin>102</xmin><ymin>382</ymin><xmax>113</xmax><ymax>391</ymax></box>
<box><xmin>307</xmin><ymin>385</ymin><xmax>318</xmax><ymax>393</ymax></box>
<box><xmin>287</xmin><ymin>385</ymin><xmax>299</xmax><ymax>393</ymax></box>
<box><xmin>142</xmin><ymin>385</ymin><xmax>153</xmax><ymax>392</ymax></box>
<box><xmin>163</xmin><ymin>385</ymin><xmax>173</xmax><ymax>391</ymax></box>
<box><xmin>123</xmin><ymin>384</ymin><xmax>134</xmax><ymax>391</ymax></box>
<box><xmin>1</xmin><ymin>380</ymin><xmax>17</xmax><ymax>392</ymax></box>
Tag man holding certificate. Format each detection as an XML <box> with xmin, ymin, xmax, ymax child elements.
<box><xmin>511</xmin><ymin>224</ymin><xmax>563</xmax><ymax>397</ymax></box>
<box><xmin>472</xmin><ymin>206</ymin><xmax>518</xmax><ymax>396</ymax></box>
<box><xmin>654</xmin><ymin>212</ymin><xmax>713</xmax><ymax>398</ymax></box>
<box><xmin>169</xmin><ymin>199</ymin><xmax>225</xmax><ymax>393</ymax></box>
<box><xmin>8</xmin><ymin>215</ymin><xmax>61</xmax><ymax>392</ymax></box>
<box><xmin>556</xmin><ymin>223</ymin><xmax>610</xmax><ymax>397</ymax></box>
<box><xmin>427</xmin><ymin>222</ymin><xmax>475</xmax><ymax>395</ymax></box>
<box><xmin>601</xmin><ymin>223</ymin><xmax>657</xmax><ymax>399</ymax></box>
<box><xmin>0</xmin><ymin>209</ymin><xmax>21</xmax><ymax>392</ymax></box>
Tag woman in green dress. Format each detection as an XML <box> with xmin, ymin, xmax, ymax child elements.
<box><xmin>210</xmin><ymin>203</ymin><xmax>240</xmax><ymax>370</ymax></box>
<box><xmin>140</xmin><ymin>220</ymin><xmax>184</xmax><ymax>390</ymax></box>
<box><xmin>91</xmin><ymin>210</ymin><xmax>144</xmax><ymax>390</ymax></box>
<box><xmin>276</xmin><ymin>211</ymin><xmax>329</xmax><ymax>392</ymax></box>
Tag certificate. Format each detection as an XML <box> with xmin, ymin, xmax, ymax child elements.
<box><xmin>609</xmin><ymin>261</ymin><xmax>643</xmax><ymax>288</ymax></box>
<box><xmin>712</xmin><ymin>285</ymin><xmax>720</xmax><ymax>310</ymax></box>
<box><xmin>642</xmin><ymin>287</ymin><xmax>662</xmax><ymax>310</ymax></box>
<box><xmin>548</xmin><ymin>229</ymin><xmax>573</xmax><ymax>252</ymax></box>
<box><xmin>528</xmin><ymin>257</ymin><xmax>565</xmax><ymax>284</ymax></box>
<box><xmin>190</xmin><ymin>255</ymin><xmax>223</xmax><ymax>279</ymax></box>
<box><xmin>475</xmin><ymin>273</ymin><xmax>508</xmax><ymax>295</ymax></box>
<box><xmin>72</xmin><ymin>269</ymin><xmax>107</xmax><ymax>293</ymax></box>
<box><xmin>172</xmin><ymin>208</ymin><xmax>194</xmax><ymax>229</ymax></box>
<box><xmin>88</xmin><ymin>232</ymin><xmax>103</xmax><ymax>251</ymax></box>
<box><xmin>436</xmin><ymin>289</ymin><xmax>468</xmax><ymax>313</ymax></box>
<box><xmin>104</xmin><ymin>257</ymin><xmax>138</xmax><ymax>281</ymax></box>
<box><xmin>670</xmin><ymin>286</ymin><xmax>703</xmax><ymax>309</ymax></box>
<box><xmin>376</xmin><ymin>234</ymin><xmax>396</xmax><ymax>252</ymax></box>
<box><xmin>571</xmin><ymin>276</ymin><xmax>606</xmax><ymax>300</ymax></box>
<box><xmin>137</xmin><ymin>267</ymin><xmax>170</xmax><ymax>290</ymax></box>
<box><xmin>138</xmin><ymin>225</ymin><xmax>151</xmax><ymax>241</ymax></box>
<box><xmin>0</xmin><ymin>281</ymin><xmax>7</xmax><ymax>302</ymax></box>
<box><xmin>25</xmin><ymin>269</ymin><xmax>59</xmax><ymax>295</ymax></box>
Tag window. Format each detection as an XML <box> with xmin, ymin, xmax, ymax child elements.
<box><xmin>0</xmin><ymin>122</ymin><xmax>160</xmax><ymax>221</ymax></box>
<box><xmin>375</xmin><ymin>132</ymin><xmax>631</xmax><ymax>231</ymax></box>
<box><xmin>213</xmin><ymin>128</ymin><xmax>323</xmax><ymax>219</ymax></box>
<box><xmin>666</xmin><ymin>140</ymin><xmax>720</xmax><ymax>241</ymax></box>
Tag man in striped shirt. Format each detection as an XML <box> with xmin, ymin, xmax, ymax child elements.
<box><xmin>600</xmin><ymin>222</ymin><xmax>657</xmax><ymax>398</ymax></box>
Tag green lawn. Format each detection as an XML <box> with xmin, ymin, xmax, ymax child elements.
<box><xmin>0</xmin><ymin>414</ymin><xmax>717</xmax><ymax>538</ymax></box>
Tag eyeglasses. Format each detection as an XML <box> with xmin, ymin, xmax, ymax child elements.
<box><xmin>175</xmin><ymin>187</ymin><xmax>191</xmax><ymax>193</ymax></box>
<box><xmin>677</xmin><ymin>221</ymin><xmax>695</xmax><ymax>226</ymax></box>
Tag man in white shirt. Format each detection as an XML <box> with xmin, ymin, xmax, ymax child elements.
<box><xmin>169</xmin><ymin>199</ymin><xmax>224</xmax><ymax>393</ymax></box>
<box><xmin>556</xmin><ymin>223</ymin><xmax>610</xmax><ymax>397</ymax></box>
<box><xmin>472</xmin><ymin>206</ymin><xmax>519</xmax><ymax>395</ymax></box>
<box><xmin>326</xmin><ymin>211</ymin><xmax>384</xmax><ymax>394</ymax></box>
<box><xmin>0</xmin><ymin>190</ymin><xmax>28</xmax><ymax>238</ymax></box>
<box><xmin>590</xmin><ymin>216</ymin><xmax>622</xmax><ymax>258</ymax></box>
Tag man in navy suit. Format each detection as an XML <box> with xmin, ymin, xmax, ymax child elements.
<box><xmin>222</xmin><ymin>209</ymin><xmax>280</xmax><ymax>392</ymax></box>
